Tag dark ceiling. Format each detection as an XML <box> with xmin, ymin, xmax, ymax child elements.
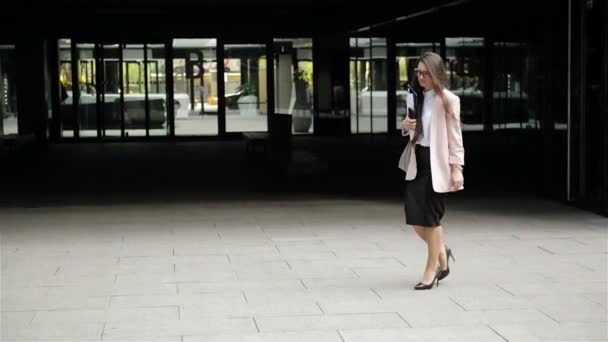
<box><xmin>3</xmin><ymin>0</ymin><xmax>549</xmax><ymax>40</ymax></box>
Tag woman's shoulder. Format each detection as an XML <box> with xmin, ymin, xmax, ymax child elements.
<box><xmin>441</xmin><ymin>88</ymin><xmax>460</xmax><ymax>103</ymax></box>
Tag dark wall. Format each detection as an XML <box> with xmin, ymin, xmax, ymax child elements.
<box><xmin>16</xmin><ymin>38</ymin><xmax>48</xmax><ymax>140</ymax></box>
<box><xmin>374</xmin><ymin>0</ymin><xmax>547</xmax><ymax>41</ymax></box>
<box><xmin>4</xmin><ymin>0</ymin><xmax>478</xmax><ymax>41</ymax></box>
<box><xmin>603</xmin><ymin>0</ymin><xmax>608</xmax><ymax>216</ymax></box>
<box><xmin>541</xmin><ymin>0</ymin><xmax>569</xmax><ymax>200</ymax></box>
<box><xmin>569</xmin><ymin>0</ymin><xmax>608</xmax><ymax>215</ymax></box>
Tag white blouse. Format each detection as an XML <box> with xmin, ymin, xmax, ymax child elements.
<box><xmin>406</xmin><ymin>89</ymin><xmax>436</xmax><ymax>147</ymax></box>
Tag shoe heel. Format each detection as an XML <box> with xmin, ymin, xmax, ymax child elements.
<box><xmin>446</xmin><ymin>247</ymin><xmax>455</xmax><ymax>263</ymax></box>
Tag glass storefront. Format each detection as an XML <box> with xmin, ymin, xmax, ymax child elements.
<box><xmin>51</xmin><ymin>35</ymin><xmax>550</xmax><ymax>139</ymax></box>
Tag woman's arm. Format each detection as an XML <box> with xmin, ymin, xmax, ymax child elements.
<box><xmin>447</xmin><ymin>95</ymin><xmax>464</xmax><ymax>191</ymax></box>
<box><xmin>447</xmin><ymin>95</ymin><xmax>464</xmax><ymax>166</ymax></box>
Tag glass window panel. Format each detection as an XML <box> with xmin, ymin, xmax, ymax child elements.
<box><xmin>58</xmin><ymin>39</ymin><xmax>73</xmax><ymax>137</ymax></box>
<box><xmin>445</xmin><ymin>37</ymin><xmax>485</xmax><ymax>131</ymax></box>
<box><xmin>273</xmin><ymin>38</ymin><xmax>314</xmax><ymax>134</ymax></box>
<box><xmin>350</xmin><ymin>37</ymin><xmax>387</xmax><ymax>134</ymax></box>
<box><xmin>173</xmin><ymin>38</ymin><xmax>218</xmax><ymax>136</ymax></box>
<box><xmin>147</xmin><ymin>44</ymin><xmax>168</xmax><ymax>136</ymax></box>
<box><xmin>350</xmin><ymin>38</ymin><xmax>371</xmax><ymax>133</ymax></box>
<box><xmin>224</xmin><ymin>44</ymin><xmax>267</xmax><ymax>133</ymax></box>
<box><xmin>101</xmin><ymin>43</ymin><xmax>122</xmax><ymax>137</ymax></box>
<box><xmin>123</xmin><ymin>44</ymin><xmax>147</xmax><ymax>137</ymax></box>
<box><xmin>76</xmin><ymin>43</ymin><xmax>98</xmax><ymax>138</ymax></box>
<box><xmin>492</xmin><ymin>42</ymin><xmax>539</xmax><ymax>130</ymax></box>
<box><xmin>1</xmin><ymin>45</ymin><xmax>18</xmax><ymax>136</ymax></box>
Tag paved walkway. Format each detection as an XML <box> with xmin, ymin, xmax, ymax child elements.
<box><xmin>2</xmin><ymin>196</ymin><xmax>607</xmax><ymax>341</ymax></box>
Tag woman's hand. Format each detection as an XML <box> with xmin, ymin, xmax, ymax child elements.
<box><xmin>451</xmin><ymin>166</ymin><xmax>464</xmax><ymax>191</ymax></box>
<box><xmin>401</xmin><ymin>118</ymin><xmax>417</xmax><ymax>131</ymax></box>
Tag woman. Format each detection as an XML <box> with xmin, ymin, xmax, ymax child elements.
<box><xmin>398</xmin><ymin>52</ymin><xmax>464</xmax><ymax>290</ymax></box>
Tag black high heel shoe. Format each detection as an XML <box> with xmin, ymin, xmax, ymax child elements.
<box><xmin>414</xmin><ymin>271</ymin><xmax>439</xmax><ymax>290</ymax></box>
<box><xmin>437</xmin><ymin>245</ymin><xmax>455</xmax><ymax>281</ymax></box>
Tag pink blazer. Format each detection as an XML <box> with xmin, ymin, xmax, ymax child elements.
<box><xmin>398</xmin><ymin>89</ymin><xmax>465</xmax><ymax>193</ymax></box>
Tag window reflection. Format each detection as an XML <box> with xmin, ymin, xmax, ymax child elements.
<box><xmin>493</xmin><ymin>42</ymin><xmax>540</xmax><ymax>130</ymax></box>
<box><xmin>445</xmin><ymin>37</ymin><xmax>485</xmax><ymax>131</ymax></box>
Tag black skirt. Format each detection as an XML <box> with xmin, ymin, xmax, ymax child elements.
<box><xmin>404</xmin><ymin>145</ymin><xmax>446</xmax><ymax>227</ymax></box>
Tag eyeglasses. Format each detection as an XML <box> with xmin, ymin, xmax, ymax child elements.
<box><xmin>415</xmin><ymin>69</ymin><xmax>431</xmax><ymax>79</ymax></box>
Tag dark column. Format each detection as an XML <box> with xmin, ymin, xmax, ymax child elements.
<box><xmin>483</xmin><ymin>38</ymin><xmax>494</xmax><ymax>133</ymax></box>
<box><xmin>16</xmin><ymin>38</ymin><xmax>48</xmax><ymax>142</ymax></box>
<box><xmin>47</xmin><ymin>39</ymin><xmax>62</xmax><ymax>142</ymax></box>
<box><xmin>386</xmin><ymin>36</ymin><xmax>397</xmax><ymax>137</ymax></box>
<box><xmin>166</xmin><ymin>40</ymin><xmax>175</xmax><ymax>137</ymax></box>
<box><xmin>601</xmin><ymin>0</ymin><xmax>608</xmax><ymax>215</ymax></box>
<box><xmin>266</xmin><ymin>39</ymin><xmax>275</xmax><ymax>127</ymax></box>
<box><xmin>217</xmin><ymin>38</ymin><xmax>226</xmax><ymax>135</ymax></box>
<box><xmin>541</xmin><ymin>0</ymin><xmax>568</xmax><ymax>201</ymax></box>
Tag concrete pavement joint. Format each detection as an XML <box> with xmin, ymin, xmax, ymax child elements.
<box><xmin>539</xmin><ymin>309</ymin><xmax>560</xmax><ymax>323</ymax></box>
<box><xmin>337</xmin><ymin>330</ymin><xmax>346</xmax><ymax>342</ymax></box>
<box><xmin>537</xmin><ymin>246</ymin><xmax>555</xmax><ymax>255</ymax></box>
<box><xmin>486</xmin><ymin>324</ymin><xmax>509</xmax><ymax>342</ymax></box>
<box><xmin>370</xmin><ymin>288</ymin><xmax>383</xmax><ymax>300</ymax></box>
<box><xmin>448</xmin><ymin>296</ymin><xmax>467</xmax><ymax>311</ymax></box>
<box><xmin>395</xmin><ymin>312</ymin><xmax>413</xmax><ymax>328</ymax></box>
<box><xmin>252</xmin><ymin>317</ymin><xmax>260</xmax><ymax>333</ymax></box>
<box><xmin>496</xmin><ymin>284</ymin><xmax>515</xmax><ymax>296</ymax></box>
